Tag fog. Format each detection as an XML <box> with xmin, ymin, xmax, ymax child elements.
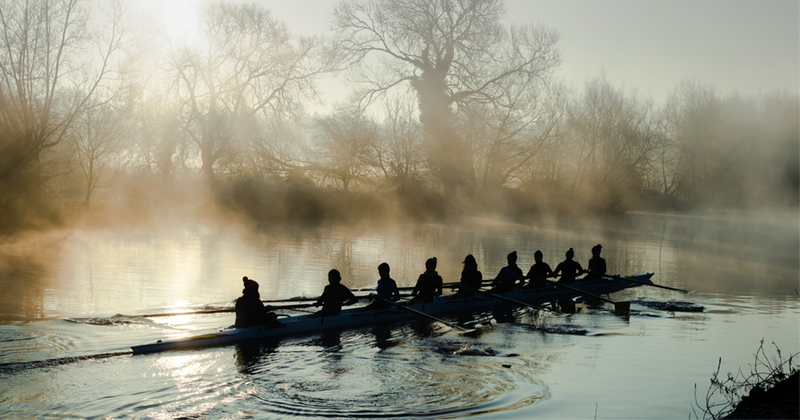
<box><xmin>0</xmin><ymin>0</ymin><xmax>797</xmax><ymax>234</ymax></box>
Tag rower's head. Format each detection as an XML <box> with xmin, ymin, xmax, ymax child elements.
<box><xmin>378</xmin><ymin>262</ymin><xmax>390</xmax><ymax>278</ymax></box>
<box><xmin>565</xmin><ymin>248</ymin><xmax>574</xmax><ymax>260</ymax></box>
<box><xmin>507</xmin><ymin>251</ymin><xmax>517</xmax><ymax>265</ymax></box>
<box><xmin>425</xmin><ymin>257</ymin><xmax>437</xmax><ymax>271</ymax></box>
<box><xmin>534</xmin><ymin>250</ymin><xmax>543</xmax><ymax>263</ymax></box>
<box><xmin>328</xmin><ymin>269</ymin><xmax>342</xmax><ymax>284</ymax></box>
<box><xmin>592</xmin><ymin>244</ymin><xmax>602</xmax><ymax>257</ymax></box>
<box><xmin>462</xmin><ymin>254</ymin><xmax>477</xmax><ymax>272</ymax></box>
<box><xmin>242</xmin><ymin>276</ymin><xmax>260</xmax><ymax>297</ymax></box>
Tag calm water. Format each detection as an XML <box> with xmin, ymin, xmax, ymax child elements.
<box><xmin>0</xmin><ymin>212</ymin><xmax>798</xmax><ymax>419</ymax></box>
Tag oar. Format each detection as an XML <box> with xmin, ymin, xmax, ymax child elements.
<box><xmin>466</xmin><ymin>287</ymin><xmax>553</xmax><ymax>313</ymax></box>
<box><xmin>380</xmin><ymin>299</ymin><xmax>475</xmax><ymax>334</ymax></box>
<box><xmin>116</xmin><ymin>303</ymin><xmax>316</xmax><ymax>318</ymax></box>
<box><xmin>262</xmin><ymin>296</ymin><xmax>320</xmax><ymax>303</ymax></box>
<box><xmin>263</xmin><ymin>294</ymin><xmax>407</xmax><ymax>304</ymax></box>
<box><xmin>547</xmin><ymin>280</ymin><xmax>630</xmax><ymax>315</ymax></box>
<box><xmin>604</xmin><ymin>275</ymin><xmax>696</xmax><ymax>294</ymax></box>
<box><xmin>358</xmin><ymin>281</ymin><xmax>493</xmax><ymax>293</ymax></box>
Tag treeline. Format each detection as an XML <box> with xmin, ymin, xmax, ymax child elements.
<box><xmin>0</xmin><ymin>0</ymin><xmax>797</xmax><ymax>232</ymax></box>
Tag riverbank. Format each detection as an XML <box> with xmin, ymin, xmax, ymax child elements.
<box><xmin>723</xmin><ymin>370</ymin><xmax>799</xmax><ymax>419</ymax></box>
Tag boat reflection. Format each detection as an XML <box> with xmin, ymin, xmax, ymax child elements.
<box><xmin>234</xmin><ymin>340</ymin><xmax>279</xmax><ymax>373</ymax></box>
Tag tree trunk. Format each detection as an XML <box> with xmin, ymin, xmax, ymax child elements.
<box><xmin>413</xmin><ymin>71</ymin><xmax>465</xmax><ymax>200</ymax></box>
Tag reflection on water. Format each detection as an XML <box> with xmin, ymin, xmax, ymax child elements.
<box><xmin>0</xmin><ymin>211</ymin><xmax>797</xmax><ymax>418</ymax></box>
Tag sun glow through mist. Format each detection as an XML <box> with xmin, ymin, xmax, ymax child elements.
<box><xmin>154</xmin><ymin>0</ymin><xmax>202</xmax><ymax>43</ymax></box>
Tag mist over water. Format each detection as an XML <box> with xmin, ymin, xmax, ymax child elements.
<box><xmin>0</xmin><ymin>0</ymin><xmax>797</xmax><ymax>417</ymax></box>
<box><xmin>0</xmin><ymin>212</ymin><xmax>797</xmax><ymax>418</ymax></box>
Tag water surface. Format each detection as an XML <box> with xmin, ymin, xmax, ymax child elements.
<box><xmin>0</xmin><ymin>211</ymin><xmax>798</xmax><ymax>418</ymax></box>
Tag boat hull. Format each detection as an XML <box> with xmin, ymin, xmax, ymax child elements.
<box><xmin>131</xmin><ymin>273</ymin><xmax>654</xmax><ymax>354</ymax></box>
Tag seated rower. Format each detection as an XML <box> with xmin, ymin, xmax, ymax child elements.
<box><xmin>523</xmin><ymin>250</ymin><xmax>553</xmax><ymax>288</ymax></box>
<box><xmin>311</xmin><ymin>269</ymin><xmax>359</xmax><ymax>317</ymax></box>
<box><xmin>584</xmin><ymin>244</ymin><xmax>607</xmax><ymax>280</ymax></box>
<box><xmin>490</xmin><ymin>251</ymin><xmax>524</xmax><ymax>293</ymax></box>
<box><xmin>553</xmin><ymin>248</ymin><xmax>584</xmax><ymax>284</ymax></box>
<box><xmin>235</xmin><ymin>276</ymin><xmax>282</xmax><ymax>329</ymax></box>
<box><xmin>362</xmin><ymin>262</ymin><xmax>400</xmax><ymax>311</ymax></box>
<box><xmin>449</xmin><ymin>254</ymin><xmax>483</xmax><ymax>299</ymax></box>
<box><xmin>408</xmin><ymin>257</ymin><xmax>443</xmax><ymax>305</ymax></box>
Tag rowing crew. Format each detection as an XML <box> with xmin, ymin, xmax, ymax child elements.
<box><xmin>234</xmin><ymin>245</ymin><xmax>607</xmax><ymax>329</ymax></box>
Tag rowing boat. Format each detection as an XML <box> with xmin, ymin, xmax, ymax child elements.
<box><xmin>131</xmin><ymin>273</ymin><xmax>654</xmax><ymax>354</ymax></box>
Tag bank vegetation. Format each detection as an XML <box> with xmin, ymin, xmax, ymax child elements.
<box><xmin>1</xmin><ymin>0</ymin><xmax>797</xmax><ymax>232</ymax></box>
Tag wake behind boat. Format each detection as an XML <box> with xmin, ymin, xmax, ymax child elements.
<box><xmin>131</xmin><ymin>273</ymin><xmax>654</xmax><ymax>354</ymax></box>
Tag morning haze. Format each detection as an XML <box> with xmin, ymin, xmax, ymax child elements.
<box><xmin>0</xmin><ymin>0</ymin><xmax>797</xmax><ymax>233</ymax></box>
<box><xmin>0</xmin><ymin>2</ymin><xmax>798</xmax><ymax>418</ymax></box>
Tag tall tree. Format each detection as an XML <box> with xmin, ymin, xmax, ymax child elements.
<box><xmin>466</xmin><ymin>78</ymin><xmax>568</xmax><ymax>193</ymax></box>
<box><xmin>660</xmin><ymin>79</ymin><xmax>722</xmax><ymax>204</ymax></box>
<box><xmin>332</xmin><ymin>0</ymin><xmax>560</xmax><ymax>197</ymax></box>
<box><xmin>375</xmin><ymin>96</ymin><xmax>426</xmax><ymax>189</ymax></box>
<box><xmin>568</xmin><ymin>75</ymin><xmax>659</xmax><ymax>209</ymax></box>
<box><xmin>0</xmin><ymin>0</ymin><xmax>125</xmax><ymax>225</ymax></box>
<box><xmin>313</xmin><ymin>105</ymin><xmax>377</xmax><ymax>190</ymax></box>
<box><xmin>168</xmin><ymin>2</ymin><xmax>331</xmax><ymax>183</ymax></box>
<box><xmin>68</xmin><ymin>100</ymin><xmax>130</xmax><ymax>206</ymax></box>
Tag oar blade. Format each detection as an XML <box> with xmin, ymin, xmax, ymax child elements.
<box><xmin>608</xmin><ymin>275</ymin><xmax>696</xmax><ymax>294</ymax></box>
<box><xmin>613</xmin><ymin>301</ymin><xmax>631</xmax><ymax>315</ymax></box>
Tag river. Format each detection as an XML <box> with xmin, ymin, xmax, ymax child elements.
<box><xmin>0</xmin><ymin>211</ymin><xmax>798</xmax><ymax>419</ymax></box>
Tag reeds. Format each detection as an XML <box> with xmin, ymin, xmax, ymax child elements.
<box><xmin>692</xmin><ymin>339</ymin><xmax>799</xmax><ymax>420</ymax></box>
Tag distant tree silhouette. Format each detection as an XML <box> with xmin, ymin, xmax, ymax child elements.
<box><xmin>167</xmin><ymin>2</ymin><xmax>332</xmax><ymax>183</ymax></box>
<box><xmin>332</xmin><ymin>0</ymin><xmax>561</xmax><ymax>199</ymax></box>
<box><xmin>313</xmin><ymin>104</ymin><xmax>378</xmax><ymax>191</ymax></box>
<box><xmin>0</xmin><ymin>0</ymin><xmax>125</xmax><ymax>228</ymax></box>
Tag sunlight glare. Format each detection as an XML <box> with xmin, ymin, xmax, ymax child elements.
<box><xmin>159</xmin><ymin>0</ymin><xmax>201</xmax><ymax>42</ymax></box>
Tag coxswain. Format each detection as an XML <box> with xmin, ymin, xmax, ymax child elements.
<box><xmin>553</xmin><ymin>248</ymin><xmax>584</xmax><ymax>284</ymax></box>
<box><xmin>363</xmin><ymin>262</ymin><xmax>400</xmax><ymax>311</ymax></box>
<box><xmin>312</xmin><ymin>269</ymin><xmax>358</xmax><ymax>317</ymax></box>
<box><xmin>235</xmin><ymin>276</ymin><xmax>282</xmax><ymax>329</ymax></box>
<box><xmin>524</xmin><ymin>250</ymin><xmax>553</xmax><ymax>288</ymax></box>
<box><xmin>449</xmin><ymin>254</ymin><xmax>483</xmax><ymax>299</ymax></box>
<box><xmin>408</xmin><ymin>257</ymin><xmax>443</xmax><ymax>305</ymax></box>
<box><xmin>490</xmin><ymin>251</ymin><xmax>524</xmax><ymax>293</ymax></box>
<box><xmin>584</xmin><ymin>244</ymin><xmax>607</xmax><ymax>280</ymax></box>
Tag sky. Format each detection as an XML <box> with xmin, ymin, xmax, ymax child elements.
<box><xmin>140</xmin><ymin>0</ymin><xmax>799</xmax><ymax>107</ymax></box>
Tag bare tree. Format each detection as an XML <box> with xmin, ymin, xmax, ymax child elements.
<box><xmin>375</xmin><ymin>96</ymin><xmax>426</xmax><ymax>189</ymax></box>
<box><xmin>313</xmin><ymin>105</ymin><xmax>377</xmax><ymax>190</ymax></box>
<box><xmin>168</xmin><ymin>2</ymin><xmax>332</xmax><ymax>183</ymax></box>
<box><xmin>660</xmin><ymin>79</ymin><xmax>722</xmax><ymax>204</ymax></box>
<box><xmin>332</xmin><ymin>0</ymin><xmax>560</xmax><ymax>197</ymax></box>
<box><xmin>567</xmin><ymin>74</ymin><xmax>659</xmax><ymax>209</ymax></box>
<box><xmin>127</xmin><ymin>86</ymin><xmax>187</xmax><ymax>182</ymax></box>
<box><xmin>466</xmin><ymin>79</ymin><xmax>568</xmax><ymax>193</ymax></box>
<box><xmin>0</xmin><ymin>0</ymin><xmax>125</xmax><ymax>195</ymax></box>
<box><xmin>68</xmin><ymin>100</ymin><xmax>130</xmax><ymax>206</ymax></box>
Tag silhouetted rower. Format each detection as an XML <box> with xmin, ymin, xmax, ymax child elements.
<box><xmin>363</xmin><ymin>262</ymin><xmax>400</xmax><ymax>311</ymax></box>
<box><xmin>450</xmin><ymin>254</ymin><xmax>483</xmax><ymax>299</ymax></box>
<box><xmin>584</xmin><ymin>244</ymin><xmax>607</xmax><ymax>280</ymax></box>
<box><xmin>408</xmin><ymin>257</ymin><xmax>443</xmax><ymax>305</ymax></box>
<box><xmin>553</xmin><ymin>248</ymin><xmax>584</xmax><ymax>284</ymax></box>
<box><xmin>491</xmin><ymin>251</ymin><xmax>524</xmax><ymax>293</ymax></box>
<box><xmin>312</xmin><ymin>269</ymin><xmax>358</xmax><ymax>317</ymax></box>
<box><xmin>235</xmin><ymin>276</ymin><xmax>282</xmax><ymax>329</ymax></box>
<box><xmin>524</xmin><ymin>250</ymin><xmax>553</xmax><ymax>288</ymax></box>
